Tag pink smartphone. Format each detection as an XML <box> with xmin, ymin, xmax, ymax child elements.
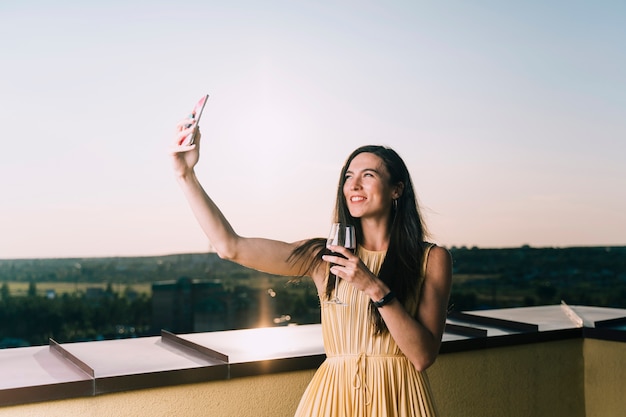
<box><xmin>181</xmin><ymin>94</ymin><xmax>209</xmax><ymax>146</ymax></box>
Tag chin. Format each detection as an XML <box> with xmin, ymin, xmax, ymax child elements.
<box><xmin>347</xmin><ymin>209</ymin><xmax>362</xmax><ymax>219</ymax></box>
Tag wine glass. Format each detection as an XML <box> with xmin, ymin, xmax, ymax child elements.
<box><xmin>324</xmin><ymin>223</ymin><xmax>356</xmax><ymax>306</ymax></box>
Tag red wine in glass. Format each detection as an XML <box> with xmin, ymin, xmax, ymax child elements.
<box><xmin>324</xmin><ymin>223</ymin><xmax>356</xmax><ymax>305</ymax></box>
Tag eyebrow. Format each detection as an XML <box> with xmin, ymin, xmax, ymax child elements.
<box><xmin>345</xmin><ymin>167</ymin><xmax>381</xmax><ymax>176</ymax></box>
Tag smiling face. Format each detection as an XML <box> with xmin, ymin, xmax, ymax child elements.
<box><xmin>343</xmin><ymin>152</ymin><xmax>402</xmax><ymax>220</ymax></box>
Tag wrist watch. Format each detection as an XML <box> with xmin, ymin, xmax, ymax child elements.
<box><xmin>372</xmin><ymin>291</ymin><xmax>396</xmax><ymax>308</ymax></box>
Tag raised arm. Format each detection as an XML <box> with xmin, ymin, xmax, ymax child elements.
<box><xmin>170</xmin><ymin>118</ymin><xmax>311</xmax><ymax>278</ymax></box>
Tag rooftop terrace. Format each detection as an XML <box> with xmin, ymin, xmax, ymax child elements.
<box><xmin>1</xmin><ymin>303</ymin><xmax>624</xmax><ymax>416</ymax></box>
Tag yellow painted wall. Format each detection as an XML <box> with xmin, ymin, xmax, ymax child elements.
<box><xmin>583</xmin><ymin>338</ymin><xmax>626</xmax><ymax>417</ymax></box>
<box><xmin>0</xmin><ymin>370</ymin><xmax>316</xmax><ymax>417</ymax></box>
<box><xmin>428</xmin><ymin>339</ymin><xmax>585</xmax><ymax>417</ymax></box>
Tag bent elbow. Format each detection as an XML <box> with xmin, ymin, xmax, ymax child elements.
<box><xmin>213</xmin><ymin>237</ymin><xmax>241</xmax><ymax>262</ymax></box>
<box><xmin>413</xmin><ymin>353</ymin><xmax>438</xmax><ymax>372</ymax></box>
<box><xmin>216</xmin><ymin>251</ymin><xmax>229</xmax><ymax>261</ymax></box>
<box><xmin>216</xmin><ymin>248</ymin><xmax>236</xmax><ymax>262</ymax></box>
<box><xmin>213</xmin><ymin>243</ymin><xmax>237</xmax><ymax>262</ymax></box>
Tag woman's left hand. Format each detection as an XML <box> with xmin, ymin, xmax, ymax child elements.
<box><xmin>323</xmin><ymin>245</ymin><xmax>383</xmax><ymax>296</ymax></box>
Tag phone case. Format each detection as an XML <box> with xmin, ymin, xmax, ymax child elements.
<box><xmin>181</xmin><ymin>94</ymin><xmax>209</xmax><ymax>146</ymax></box>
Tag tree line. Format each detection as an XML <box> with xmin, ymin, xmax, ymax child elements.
<box><xmin>0</xmin><ymin>282</ymin><xmax>151</xmax><ymax>348</ymax></box>
<box><xmin>1</xmin><ymin>246</ymin><xmax>625</xmax><ymax>347</ymax></box>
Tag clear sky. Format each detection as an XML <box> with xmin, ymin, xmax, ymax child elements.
<box><xmin>1</xmin><ymin>1</ymin><xmax>625</xmax><ymax>259</ymax></box>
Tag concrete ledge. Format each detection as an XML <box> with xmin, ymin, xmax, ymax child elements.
<box><xmin>1</xmin><ymin>305</ymin><xmax>625</xmax><ymax>416</ymax></box>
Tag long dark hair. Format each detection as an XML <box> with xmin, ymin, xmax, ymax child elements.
<box><xmin>289</xmin><ymin>145</ymin><xmax>429</xmax><ymax>334</ymax></box>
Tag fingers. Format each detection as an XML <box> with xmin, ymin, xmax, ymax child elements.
<box><xmin>169</xmin><ymin>143</ymin><xmax>196</xmax><ymax>155</ymax></box>
<box><xmin>328</xmin><ymin>262</ymin><xmax>357</xmax><ymax>282</ymax></box>
<box><xmin>176</xmin><ymin>114</ymin><xmax>196</xmax><ymax>130</ymax></box>
<box><xmin>326</xmin><ymin>245</ymin><xmax>354</xmax><ymax>259</ymax></box>
<box><xmin>323</xmin><ymin>245</ymin><xmax>356</xmax><ymax>268</ymax></box>
<box><xmin>324</xmin><ymin>246</ymin><xmax>372</xmax><ymax>285</ymax></box>
<box><xmin>171</xmin><ymin>121</ymin><xmax>201</xmax><ymax>153</ymax></box>
<box><xmin>323</xmin><ymin>254</ymin><xmax>348</xmax><ymax>266</ymax></box>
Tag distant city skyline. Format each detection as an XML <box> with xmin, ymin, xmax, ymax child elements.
<box><xmin>1</xmin><ymin>1</ymin><xmax>625</xmax><ymax>259</ymax></box>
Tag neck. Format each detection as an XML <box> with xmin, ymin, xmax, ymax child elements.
<box><xmin>359</xmin><ymin>217</ymin><xmax>391</xmax><ymax>252</ymax></box>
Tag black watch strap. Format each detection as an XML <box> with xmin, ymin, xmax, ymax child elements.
<box><xmin>372</xmin><ymin>291</ymin><xmax>396</xmax><ymax>308</ymax></box>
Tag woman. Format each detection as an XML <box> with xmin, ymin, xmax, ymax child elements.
<box><xmin>171</xmin><ymin>116</ymin><xmax>452</xmax><ymax>417</ymax></box>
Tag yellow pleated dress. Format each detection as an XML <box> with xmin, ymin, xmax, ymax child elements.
<box><xmin>294</xmin><ymin>245</ymin><xmax>438</xmax><ymax>417</ymax></box>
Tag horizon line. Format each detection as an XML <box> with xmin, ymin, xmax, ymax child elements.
<box><xmin>2</xmin><ymin>244</ymin><xmax>625</xmax><ymax>262</ymax></box>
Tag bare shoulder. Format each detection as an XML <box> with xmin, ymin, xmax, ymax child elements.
<box><xmin>427</xmin><ymin>245</ymin><xmax>452</xmax><ymax>267</ymax></box>
<box><xmin>425</xmin><ymin>245</ymin><xmax>452</xmax><ymax>286</ymax></box>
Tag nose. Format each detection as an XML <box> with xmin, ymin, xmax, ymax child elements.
<box><xmin>349</xmin><ymin>177</ymin><xmax>362</xmax><ymax>190</ymax></box>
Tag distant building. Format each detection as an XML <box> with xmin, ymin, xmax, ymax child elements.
<box><xmin>85</xmin><ymin>287</ymin><xmax>106</xmax><ymax>300</ymax></box>
<box><xmin>151</xmin><ymin>277</ymin><xmax>278</xmax><ymax>334</ymax></box>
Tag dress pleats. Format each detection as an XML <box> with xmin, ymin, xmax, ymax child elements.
<box><xmin>294</xmin><ymin>246</ymin><xmax>438</xmax><ymax>417</ymax></box>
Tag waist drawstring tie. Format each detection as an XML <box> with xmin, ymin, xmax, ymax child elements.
<box><xmin>352</xmin><ymin>353</ymin><xmax>372</xmax><ymax>406</ymax></box>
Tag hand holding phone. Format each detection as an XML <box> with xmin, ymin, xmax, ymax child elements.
<box><xmin>180</xmin><ymin>94</ymin><xmax>209</xmax><ymax>146</ymax></box>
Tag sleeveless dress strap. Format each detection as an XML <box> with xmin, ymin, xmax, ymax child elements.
<box><xmin>421</xmin><ymin>242</ymin><xmax>436</xmax><ymax>277</ymax></box>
